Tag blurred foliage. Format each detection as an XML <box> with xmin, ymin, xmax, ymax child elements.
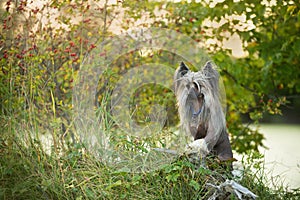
<box><xmin>121</xmin><ymin>0</ymin><xmax>300</xmax><ymax>153</ymax></box>
<box><xmin>1</xmin><ymin>0</ymin><xmax>299</xmax><ymax>155</ymax></box>
<box><xmin>0</xmin><ymin>0</ymin><xmax>115</xmax><ymax>132</ymax></box>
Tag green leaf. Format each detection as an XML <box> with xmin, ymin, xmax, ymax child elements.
<box><xmin>189</xmin><ymin>180</ymin><xmax>200</xmax><ymax>191</ymax></box>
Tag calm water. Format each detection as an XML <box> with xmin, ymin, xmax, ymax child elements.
<box><xmin>258</xmin><ymin>124</ymin><xmax>300</xmax><ymax>190</ymax></box>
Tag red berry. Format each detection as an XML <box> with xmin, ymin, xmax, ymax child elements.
<box><xmin>90</xmin><ymin>44</ymin><xmax>96</xmax><ymax>49</ymax></box>
<box><xmin>64</xmin><ymin>48</ymin><xmax>71</xmax><ymax>53</ymax></box>
<box><xmin>69</xmin><ymin>41</ymin><xmax>75</xmax><ymax>47</ymax></box>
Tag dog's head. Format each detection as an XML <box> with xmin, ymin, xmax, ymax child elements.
<box><xmin>174</xmin><ymin>61</ymin><xmax>221</xmax><ymax>138</ymax></box>
<box><xmin>174</xmin><ymin>61</ymin><xmax>233</xmax><ymax>163</ymax></box>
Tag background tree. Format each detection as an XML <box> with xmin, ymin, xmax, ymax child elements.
<box><xmin>121</xmin><ymin>0</ymin><xmax>300</xmax><ymax>153</ymax></box>
<box><xmin>1</xmin><ymin>0</ymin><xmax>299</xmax><ymax>154</ymax></box>
<box><xmin>0</xmin><ymin>0</ymin><xmax>120</xmax><ymax>135</ymax></box>
<box><xmin>1</xmin><ymin>1</ymin><xmax>300</xmax><ymax>199</ymax></box>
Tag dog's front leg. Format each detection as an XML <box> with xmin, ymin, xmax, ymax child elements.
<box><xmin>185</xmin><ymin>138</ymin><xmax>209</xmax><ymax>166</ymax></box>
<box><xmin>185</xmin><ymin>139</ymin><xmax>209</xmax><ymax>156</ymax></box>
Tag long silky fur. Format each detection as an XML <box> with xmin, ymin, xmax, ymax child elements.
<box><xmin>174</xmin><ymin>61</ymin><xmax>233</xmax><ymax>162</ymax></box>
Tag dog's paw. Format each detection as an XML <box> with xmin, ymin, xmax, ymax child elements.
<box><xmin>185</xmin><ymin>139</ymin><xmax>209</xmax><ymax>157</ymax></box>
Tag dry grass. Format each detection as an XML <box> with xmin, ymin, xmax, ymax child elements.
<box><xmin>1</xmin><ymin>119</ymin><xmax>299</xmax><ymax>200</ymax></box>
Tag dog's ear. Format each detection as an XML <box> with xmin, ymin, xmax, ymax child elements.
<box><xmin>179</xmin><ymin>62</ymin><xmax>189</xmax><ymax>75</ymax></box>
<box><xmin>203</xmin><ymin>61</ymin><xmax>220</xmax><ymax>90</ymax></box>
<box><xmin>203</xmin><ymin>61</ymin><xmax>219</xmax><ymax>79</ymax></box>
<box><xmin>174</xmin><ymin>62</ymin><xmax>190</xmax><ymax>92</ymax></box>
<box><xmin>174</xmin><ymin>62</ymin><xmax>190</xmax><ymax>80</ymax></box>
<box><xmin>203</xmin><ymin>61</ymin><xmax>214</xmax><ymax>75</ymax></box>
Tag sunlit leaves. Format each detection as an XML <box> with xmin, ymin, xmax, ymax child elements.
<box><xmin>1</xmin><ymin>0</ymin><xmax>299</xmax><ymax>154</ymax></box>
<box><xmin>123</xmin><ymin>0</ymin><xmax>300</xmax><ymax>153</ymax></box>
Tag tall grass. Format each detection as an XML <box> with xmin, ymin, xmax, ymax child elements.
<box><xmin>0</xmin><ymin>70</ymin><xmax>299</xmax><ymax>200</ymax></box>
<box><xmin>1</xmin><ymin>115</ymin><xmax>300</xmax><ymax>200</ymax></box>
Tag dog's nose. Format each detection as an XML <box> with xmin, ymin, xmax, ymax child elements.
<box><xmin>187</xmin><ymin>87</ymin><xmax>198</xmax><ymax>100</ymax></box>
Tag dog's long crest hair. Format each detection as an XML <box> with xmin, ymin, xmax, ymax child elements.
<box><xmin>174</xmin><ymin>61</ymin><xmax>233</xmax><ymax>161</ymax></box>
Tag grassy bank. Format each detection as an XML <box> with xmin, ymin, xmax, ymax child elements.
<box><xmin>1</xmin><ymin>121</ymin><xmax>299</xmax><ymax>200</ymax></box>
